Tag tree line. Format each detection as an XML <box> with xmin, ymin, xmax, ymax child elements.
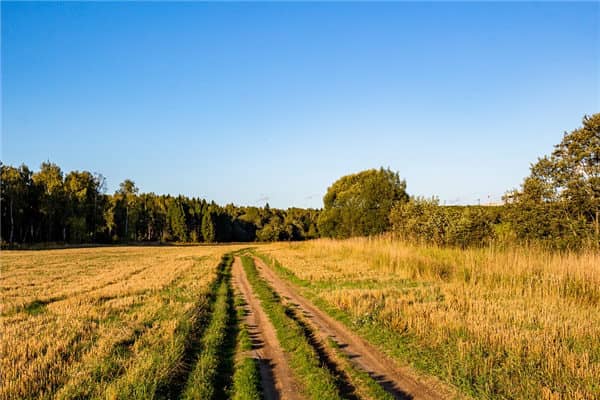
<box><xmin>0</xmin><ymin>163</ymin><xmax>319</xmax><ymax>245</ymax></box>
<box><xmin>2</xmin><ymin>113</ymin><xmax>597</xmax><ymax>249</ymax></box>
<box><xmin>317</xmin><ymin>113</ymin><xmax>599</xmax><ymax>249</ymax></box>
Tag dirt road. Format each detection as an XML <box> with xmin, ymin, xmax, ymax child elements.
<box><xmin>232</xmin><ymin>257</ymin><xmax>303</xmax><ymax>400</ymax></box>
<box><xmin>253</xmin><ymin>257</ymin><xmax>454</xmax><ymax>400</ymax></box>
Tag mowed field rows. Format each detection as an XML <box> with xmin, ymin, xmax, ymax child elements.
<box><xmin>0</xmin><ymin>245</ymin><xmax>248</xmax><ymax>399</ymax></box>
<box><xmin>2</xmin><ymin>241</ymin><xmax>599</xmax><ymax>399</ymax></box>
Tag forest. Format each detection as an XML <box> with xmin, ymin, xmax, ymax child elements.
<box><xmin>1</xmin><ymin>113</ymin><xmax>598</xmax><ymax>249</ymax></box>
<box><xmin>0</xmin><ymin>167</ymin><xmax>319</xmax><ymax>245</ymax></box>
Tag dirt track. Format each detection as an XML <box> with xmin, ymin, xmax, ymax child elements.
<box><xmin>232</xmin><ymin>257</ymin><xmax>303</xmax><ymax>400</ymax></box>
<box><xmin>253</xmin><ymin>257</ymin><xmax>454</xmax><ymax>400</ymax></box>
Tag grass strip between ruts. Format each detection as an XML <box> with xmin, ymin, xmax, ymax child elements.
<box><xmin>231</xmin><ymin>294</ymin><xmax>262</xmax><ymax>400</ymax></box>
<box><xmin>240</xmin><ymin>255</ymin><xmax>343</xmax><ymax>400</ymax></box>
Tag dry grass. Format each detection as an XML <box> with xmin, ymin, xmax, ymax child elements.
<box><xmin>261</xmin><ymin>237</ymin><xmax>600</xmax><ymax>399</ymax></box>
<box><xmin>0</xmin><ymin>245</ymin><xmax>245</xmax><ymax>400</ymax></box>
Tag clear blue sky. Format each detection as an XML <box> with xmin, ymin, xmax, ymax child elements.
<box><xmin>2</xmin><ymin>2</ymin><xmax>598</xmax><ymax>208</ymax></box>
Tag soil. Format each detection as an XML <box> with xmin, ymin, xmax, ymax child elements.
<box><xmin>253</xmin><ymin>257</ymin><xmax>457</xmax><ymax>400</ymax></box>
<box><xmin>232</xmin><ymin>257</ymin><xmax>303</xmax><ymax>400</ymax></box>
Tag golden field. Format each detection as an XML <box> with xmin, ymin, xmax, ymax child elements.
<box><xmin>2</xmin><ymin>240</ymin><xmax>598</xmax><ymax>399</ymax></box>
<box><xmin>0</xmin><ymin>245</ymin><xmax>244</xmax><ymax>400</ymax></box>
<box><xmin>261</xmin><ymin>238</ymin><xmax>600</xmax><ymax>399</ymax></box>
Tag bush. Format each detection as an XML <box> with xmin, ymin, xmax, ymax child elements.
<box><xmin>390</xmin><ymin>198</ymin><xmax>496</xmax><ymax>247</ymax></box>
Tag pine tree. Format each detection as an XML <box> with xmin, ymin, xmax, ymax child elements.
<box><xmin>168</xmin><ymin>199</ymin><xmax>188</xmax><ymax>242</ymax></box>
<box><xmin>201</xmin><ymin>209</ymin><xmax>216</xmax><ymax>243</ymax></box>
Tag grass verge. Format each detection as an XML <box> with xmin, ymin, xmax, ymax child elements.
<box><xmin>181</xmin><ymin>253</ymin><xmax>236</xmax><ymax>400</ymax></box>
<box><xmin>102</xmin><ymin>254</ymin><xmax>232</xmax><ymax>400</ymax></box>
<box><xmin>56</xmin><ymin>257</ymin><xmax>220</xmax><ymax>400</ymax></box>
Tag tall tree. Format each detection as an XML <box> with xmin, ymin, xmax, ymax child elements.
<box><xmin>318</xmin><ymin>168</ymin><xmax>409</xmax><ymax>238</ymax></box>
<box><xmin>506</xmin><ymin>113</ymin><xmax>600</xmax><ymax>247</ymax></box>
<box><xmin>1</xmin><ymin>164</ymin><xmax>32</xmax><ymax>243</ymax></box>
<box><xmin>1</xmin><ymin>161</ymin><xmax>324</xmax><ymax>245</ymax></box>
<box><xmin>64</xmin><ymin>170</ymin><xmax>100</xmax><ymax>242</ymax></box>
<box><xmin>116</xmin><ymin>179</ymin><xmax>139</xmax><ymax>240</ymax></box>
<box><xmin>201</xmin><ymin>207</ymin><xmax>217</xmax><ymax>243</ymax></box>
<box><xmin>32</xmin><ymin>162</ymin><xmax>65</xmax><ymax>241</ymax></box>
<box><xmin>167</xmin><ymin>197</ymin><xmax>188</xmax><ymax>241</ymax></box>
<box><xmin>92</xmin><ymin>173</ymin><xmax>107</xmax><ymax>241</ymax></box>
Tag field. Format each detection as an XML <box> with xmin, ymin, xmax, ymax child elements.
<box><xmin>0</xmin><ymin>245</ymin><xmax>247</xmax><ymax>399</ymax></box>
<box><xmin>260</xmin><ymin>238</ymin><xmax>600</xmax><ymax>399</ymax></box>
<box><xmin>2</xmin><ymin>241</ymin><xmax>599</xmax><ymax>399</ymax></box>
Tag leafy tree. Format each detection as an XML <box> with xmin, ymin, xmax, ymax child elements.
<box><xmin>390</xmin><ymin>198</ymin><xmax>496</xmax><ymax>247</ymax></box>
<box><xmin>285</xmin><ymin>207</ymin><xmax>320</xmax><ymax>240</ymax></box>
<box><xmin>446</xmin><ymin>207</ymin><xmax>494</xmax><ymax>248</ymax></box>
<box><xmin>116</xmin><ymin>179</ymin><xmax>139</xmax><ymax>241</ymax></box>
<box><xmin>232</xmin><ymin>218</ymin><xmax>256</xmax><ymax>242</ymax></box>
<box><xmin>1</xmin><ymin>161</ymin><xmax>323</xmax><ymax>245</ymax></box>
<box><xmin>32</xmin><ymin>162</ymin><xmax>65</xmax><ymax>241</ymax></box>
<box><xmin>390</xmin><ymin>197</ymin><xmax>449</xmax><ymax>245</ymax></box>
<box><xmin>506</xmin><ymin>113</ymin><xmax>600</xmax><ymax>247</ymax></box>
<box><xmin>318</xmin><ymin>168</ymin><xmax>408</xmax><ymax>238</ymax></box>
<box><xmin>256</xmin><ymin>219</ymin><xmax>287</xmax><ymax>241</ymax></box>
<box><xmin>186</xmin><ymin>198</ymin><xmax>205</xmax><ymax>242</ymax></box>
<box><xmin>1</xmin><ymin>164</ymin><xmax>32</xmax><ymax>243</ymax></box>
<box><xmin>64</xmin><ymin>170</ymin><xmax>100</xmax><ymax>242</ymax></box>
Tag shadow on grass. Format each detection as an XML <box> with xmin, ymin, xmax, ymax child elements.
<box><xmin>154</xmin><ymin>255</ymin><xmax>232</xmax><ymax>399</ymax></box>
<box><xmin>286</xmin><ymin>305</ymin><xmax>413</xmax><ymax>400</ymax></box>
<box><xmin>283</xmin><ymin>305</ymin><xmax>361</xmax><ymax>400</ymax></box>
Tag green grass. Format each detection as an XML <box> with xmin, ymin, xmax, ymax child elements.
<box><xmin>231</xmin><ymin>296</ymin><xmax>262</xmax><ymax>400</ymax></box>
<box><xmin>23</xmin><ymin>299</ymin><xmax>50</xmax><ymax>315</ymax></box>
<box><xmin>79</xmin><ymin>254</ymin><xmax>232</xmax><ymax>400</ymax></box>
<box><xmin>181</xmin><ymin>254</ymin><xmax>235</xmax><ymax>400</ymax></box>
<box><xmin>54</xmin><ymin>263</ymin><xmax>218</xmax><ymax>400</ymax></box>
<box><xmin>325</xmin><ymin>337</ymin><xmax>395</xmax><ymax>400</ymax></box>
<box><xmin>283</xmin><ymin>300</ymin><xmax>395</xmax><ymax>400</ymax></box>
<box><xmin>69</xmin><ymin>253</ymin><xmax>243</xmax><ymax>400</ymax></box>
<box><xmin>252</xmin><ymin>252</ymin><xmax>451</xmax><ymax>396</ymax></box>
<box><xmin>239</xmin><ymin>255</ymin><xmax>343</xmax><ymax>400</ymax></box>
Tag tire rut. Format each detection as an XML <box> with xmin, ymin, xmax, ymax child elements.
<box><xmin>232</xmin><ymin>257</ymin><xmax>303</xmax><ymax>400</ymax></box>
<box><xmin>283</xmin><ymin>304</ymin><xmax>360</xmax><ymax>400</ymax></box>
<box><xmin>253</xmin><ymin>256</ymin><xmax>456</xmax><ymax>400</ymax></box>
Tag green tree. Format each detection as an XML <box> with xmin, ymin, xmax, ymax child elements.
<box><xmin>0</xmin><ymin>160</ymin><xmax>324</xmax><ymax>245</ymax></box>
<box><xmin>32</xmin><ymin>162</ymin><xmax>65</xmax><ymax>241</ymax></box>
<box><xmin>446</xmin><ymin>207</ymin><xmax>494</xmax><ymax>248</ymax></box>
<box><xmin>167</xmin><ymin>197</ymin><xmax>188</xmax><ymax>241</ymax></box>
<box><xmin>390</xmin><ymin>197</ymin><xmax>449</xmax><ymax>245</ymax></box>
<box><xmin>1</xmin><ymin>164</ymin><xmax>32</xmax><ymax>243</ymax></box>
<box><xmin>256</xmin><ymin>219</ymin><xmax>286</xmax><ymax>241</ymax></box>
<box><xmin>318</xmin><ymin>168</ymin><xmax>408</xmax><ymax>238</ymax></box>
<box><xmin>506</xmin><ymin>113</ymin><xmax>600</xmax><ymax>247</ymax></box>
<box><xmin>116</xmin><ymin>179</ymin><xmax>139</xmax><ymax>241</ymax></box>
<box><xmin>215</xmin><ymin>208</ymin><xmax>233</xmax><ymax>242</ymax></box>
<box><xmin>64</xmin><ymin>170</ymin><xmax>100</xmax><ymax>242</ymax></box>
<box><xmin>202</xmin><ymin>207</ymin><xmax>217</xmax><ymax>243</ymax></box>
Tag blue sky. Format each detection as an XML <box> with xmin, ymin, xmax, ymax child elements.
<box><xmin>2</xmin><ymin>2</ymin><xmax>598</xmax><ymax>208</ymax></box>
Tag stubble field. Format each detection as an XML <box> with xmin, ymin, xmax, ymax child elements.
<box><xmin>1</xmin><ymin>245</ymin><xmax>245</xmax><ymax>399</ymax></box>
<box><xmin>260</xmin><ymin>238</ymin><xmax>600</xmax><ymax>399</ymax></box>
<box><xmin>2</xmin><ymin>240</ymin><xmax>599</xmax><ymax>400</ymax></box>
